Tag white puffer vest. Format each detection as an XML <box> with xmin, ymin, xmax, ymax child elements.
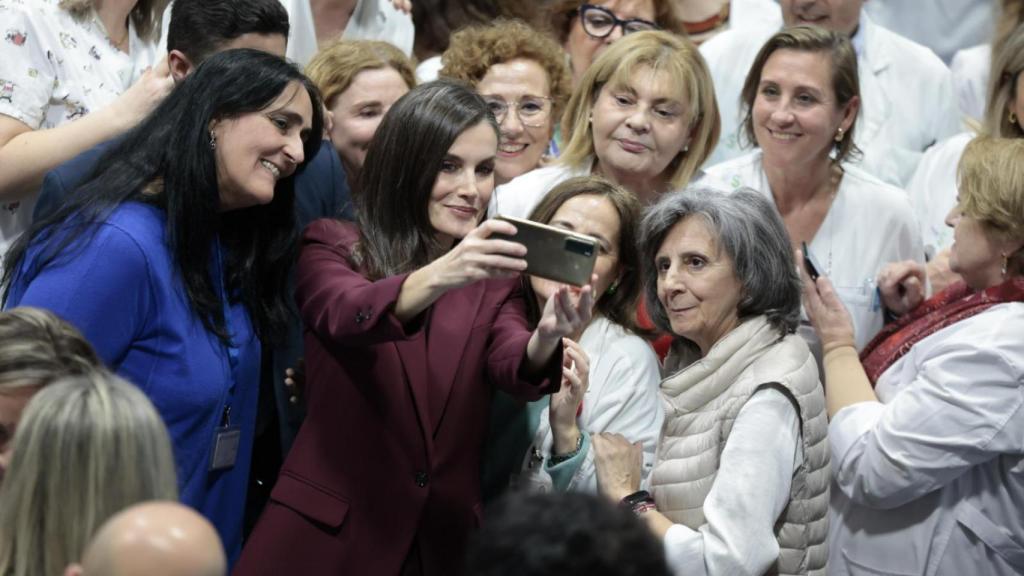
<box><xmin>651</xmin><ymin>316</ymin><xmax>830</xmax><ymax>575</ymax></box>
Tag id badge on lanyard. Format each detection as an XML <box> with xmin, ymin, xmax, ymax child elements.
<box><xmin>209</xmin><ymin>239</ymin><xmax>241</xmax><ymax>472</ymax></box>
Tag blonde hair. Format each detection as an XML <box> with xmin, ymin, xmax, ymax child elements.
<box><xmin>559</xmin><ymin>30</ymin><xmax>720</xmax><ymax>192</ymax></box>
<box><xmin>0</xmin><ymin>307</ymin><xmax>101</xmax><ymax>391</ymax></box>
<box><xmin>305</xmin><ymin>40</ymin><xmax>417</xmax><ymax>109</ymax></box>
<box><xmin>440</xmin><ymin>19</ymin><xmax>572</xmax><ymax>122</ymax></box>
<box><xmin>60</xmin><ymin>0</ymin><xmax>168</xmax><ymax>42</ymax></box>
<box><xmin>985</xmin><ymin>23</ymin><xmax>1024</xmax><ymax>138</ymax></box>
<box><xmin>0</xmin><ymin>372</ymin><xmax>178</xmax><ymax>576</ymax></box>
<box><xmin>956</xmin><ymin>137</ymin><xmax>1024</xmax><ymax>276</ymax></box>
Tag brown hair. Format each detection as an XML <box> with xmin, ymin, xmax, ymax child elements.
<box><xmin>440</xmin><ymin>19</ymin><xmax>572</xmax><ymax>123</ymax></box>
<box><xmin>560</xmin><ymin>30</ymin><xmax>720</xmax><ymax>193</ymax></box>
<box><xmin>957</xmin><ymin>136</ymin><xmax>1024</xmax><ymax>276</ymax></box>
<box><xmin>526</xmin><ymin>175</ymin><xmax>645</xmax><ymax>334</ymax></box>
<box><xmin>61</xmin><ymin>0</ymin><xmax>168</xmax><ymax>42</ymax></box>
<box><xmin>985</xmin><ymin>22</ymin><xmax>1024</xmax><ymax>138</ymax></box>
<box><xmin>740</xmin><ymin>25</ymin><xmax>861</xmax><ymax>163</ymax></box>
<box><xmin>305</xmin><ymin>40</ymin><xmax>417</xmax><ymax>109</ymax></box>
<box><xmin>543</xmin><ymin>0</ymin><xmax>684</xmax><ymax>44</ymax></box>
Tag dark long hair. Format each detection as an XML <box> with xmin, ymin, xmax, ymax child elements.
<box><xmin>2</xmin><ymin>49</ymin><xmax>324</xmax><ymax>345</ymax></box>
<box><xmin>354</xmin><ymin>79</ymin><xmax>498</xmax><ymax>279</ymax></box>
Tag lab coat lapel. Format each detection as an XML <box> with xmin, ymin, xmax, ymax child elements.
<box><xmin>855</xmin><ymin>15</ymin><xmax>892</xmax><ymax>151</ymax></box>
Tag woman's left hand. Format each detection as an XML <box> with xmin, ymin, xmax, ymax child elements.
<box><xmin>549</xmin><ymin>339</ymin><xmax>590</xmax><ymax>454</ymax></box>
<box><xmin>593</xmin><ymin>433</ymin><xmax>643</xmax><ymax>501</ymax></box>
<box><xmin>535</xmin><ymin>276</ymin><xmax>595</xmax><ymax>344</ymax></box>
<box><xmin>798</xmin><ymin>250</ymin><xmax>856</xmax><ymax>354</ymax></box>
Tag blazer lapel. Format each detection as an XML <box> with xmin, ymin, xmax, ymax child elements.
<box><xmin>424</xmin><ymin>283</ymin><xmax>485</xmax><ymax>435</ymax></box>
<box><xmin>394</xmin><ymin>336</ymin><xmax>434</xmax><ymax>461</ymax></box>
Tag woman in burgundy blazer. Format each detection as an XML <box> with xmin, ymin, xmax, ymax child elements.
<box><xmin>235</xmin><ymin>80</ymin><xmax>593</xmax><ymax>576</ymax></box>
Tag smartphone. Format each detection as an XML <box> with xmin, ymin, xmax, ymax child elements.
<box><xmin>492</xmin><ymin>215</ymin><xmax>598</xmax><ymax>287</ymax></box>
<box><xmin>801</xmin><ymin>241</ymin><xmax>823</xmax><ymax>281</ymax></box>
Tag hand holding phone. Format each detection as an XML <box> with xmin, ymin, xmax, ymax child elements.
<box><xmin>491</xmin><ymin>215</ymin><xmax>599</xmax><ymax>287</ymax></box>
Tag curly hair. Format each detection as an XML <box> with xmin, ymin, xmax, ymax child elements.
<box><xmin>440</xmin><ymin>19</ymin><xmax>572</xmax><ymax>122</ymax></box>
<box><xmin>306</xmin><ymin>40</ymin><xmax>417</xmax><ymax>109</ymax></box>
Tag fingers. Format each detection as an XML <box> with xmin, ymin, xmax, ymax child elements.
<box><xmin>473</xmin><ymin>218</ymin><xmax>517</xmax><ymax>239</ymax></box>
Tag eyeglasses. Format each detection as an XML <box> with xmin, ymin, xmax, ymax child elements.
<box><xmin>576</xmin><ymin>4</ymin><xmax>659</xmax><ymax>39</ymax></box>
<box><xmin>482</xmin><ymin>96</ymin><xmax>554</xmax><ymax>128</ymax></box>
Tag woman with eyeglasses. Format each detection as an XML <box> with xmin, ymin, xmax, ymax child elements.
<box><xmin>490</xmin><ymin>30</ymin><xmax>719</xmax><ymax>219</ymax></box>
<box><xmin>543</xmin><ymin>0</ymin><xmax>684</xmax><ymax>87</ymax></box>
<box><xmin>440</xmin><ymin>19</ymin><xmax>571</xmax><ymax>185</ymax></box>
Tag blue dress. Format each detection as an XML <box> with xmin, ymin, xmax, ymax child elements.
<box><xmin>5</xmin><ymin>202</ymin><xmax>260</xmax><ymax>563</ymax></box>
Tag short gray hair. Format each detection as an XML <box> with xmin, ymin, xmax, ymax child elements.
<box><xmin>639</xmin><ymin>187</ymin><xmax>801</xmax><ymax>343</ymax></box>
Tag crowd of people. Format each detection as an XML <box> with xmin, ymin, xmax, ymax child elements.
<box><xmin>0</xmin><ymin>0</ymin><xmax>1020</xmax><ymax>575</ymax></box>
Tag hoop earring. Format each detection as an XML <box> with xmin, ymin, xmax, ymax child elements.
<box><xmin>209</xmin><ymin>130</ymin><xmax>217</xmax><ymax>150</ymax></box>
<box><xmin>1009</xmin><ymin>111</ymin><xmax>1018</xmax><ymax>125</ymax></box>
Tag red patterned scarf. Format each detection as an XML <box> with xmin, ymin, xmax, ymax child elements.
<box><xmin>860</xmin><ymin>277</ymin><xmax>1024</xmax><ymax>384</ymax></box>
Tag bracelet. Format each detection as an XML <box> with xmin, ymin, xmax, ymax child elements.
<box><xmin>620</xmin><ymin>490</ymin><xmax>656</xmax><ymax>516</ymax></box>
<box><xmin>547</xmin><ymin>432</ymin><xmax>584</xmax><ymax>466</ymax></box>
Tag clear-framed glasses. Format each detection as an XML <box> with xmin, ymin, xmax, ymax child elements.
<box><xmin>577</xmin><ymin>3</ymin><xmax>659</xmax><ymax>39</ymax></box>
<box><xmin>483</xmin><ymin>95</ymin><xmax>554</xmax><ymax>128</ymax></box>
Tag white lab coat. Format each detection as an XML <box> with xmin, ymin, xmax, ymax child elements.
<box><xmin>280</xmin><ymin>0</ymin><xmax>414</xmax><ymax>66</ymax></box>
<box><xmin>828</xmin><ymin>302</ymin><xmax>1024</xmax><ymax>576</ymax></box>
<box><xmin>699</xmin><ymin>12</ymin><xmax>962</xmax><ymax>187</ymax></box>
<box><xmin>488</xmin><ymin>163</ymin><xmax>591</xmax><ymax>219</ymax></box>
<box><xmin>906</xmin><ymin>132</ymin><xmax>973</xmax><ymax>259</ymax></box>
<box><xmin>704</xmin><ymin>150</ymin><xmax>925</xmax><ymax>350</ymax></box>
<box><xmin>950</xmin><ymin>43</ymin><xmax>990</xmax><ymax>124</ymax></box>
<box><xmin>863</xmin><ymin>0</ymin><xmax>994</xmax><ymax>64</ymax></box>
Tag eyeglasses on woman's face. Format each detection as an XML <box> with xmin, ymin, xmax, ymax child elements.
<box><xmin>482</xmin><ymin>96</ymin><xmax>554</xmax><ymax>128</ymax></box>
<box><xmin>576</xmin><ymin>3</ymin><xmax>659</xmax><ymax>39</ymax></box>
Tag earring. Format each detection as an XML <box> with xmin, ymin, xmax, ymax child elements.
<box><xmin>209</xmin><ymin>130</ymin><xmax>217</xmax><ymax>150</ymax></box>
<box><xmin>834</xmin><ymin>127</ymin><xmax>845</xmax><ymax>143</ymax></box>
<box><xmin>683</xmin><ymin>144</ymin><xmax>690</xmax><ymax>153</ymax></box>
<box><xmin>1002</xmin><ymin>253</ymin><xmax>1009</xmax><ymax>278</ymax></box>
<box><xmin>1010</xmin><ymin>111</ymin><xmax>1018</xmax><ymax>124</ymax></box>
<box><xmin>606</xmin><ymin>280</ymin><xmax>619</xmax><ymax>295</ymax></box>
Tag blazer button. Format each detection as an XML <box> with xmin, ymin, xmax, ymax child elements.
<box><xmin>355</xmin><ymin>312</ymin><xmax>364</xmax><ymax>324</ymax></box>
<box><xmin>414</xmin><ymin>471</ymin><xmax>428</xmax><ymax>488</ymax></box>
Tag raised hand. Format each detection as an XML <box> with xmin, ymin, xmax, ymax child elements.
<box><xmin>549</xmin><ymin>339</ymin><xmax>590</xmax><ymax>455</ymax></box>
<box><xmin>798</xmin><ymin>250</ymin><xmax>856</xmax><ymax>354</ymax></box>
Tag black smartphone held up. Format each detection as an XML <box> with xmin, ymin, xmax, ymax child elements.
<box><xmin>801</xmin><ymin>241</ymin><xmax>823</xmax><ymax>281</ymax></box>
<box><xmin>492</xmin><ymin>215</ymin><xmax>598</xmax><ymax>287</ymax></box>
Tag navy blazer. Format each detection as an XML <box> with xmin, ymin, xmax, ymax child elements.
<box><xmin>34</xmin><ymin>138</ymin><xmax>354</xmax><ymax>452</ymax></box>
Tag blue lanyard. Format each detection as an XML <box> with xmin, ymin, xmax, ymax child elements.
<box><xmin>214</xmin><ymin>238</ymin><xmax>240</xmax><ymax>424</ymax></box>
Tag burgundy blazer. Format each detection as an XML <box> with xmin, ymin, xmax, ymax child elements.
<box><xmin>235</xmin><ymin>220</ymin><xmax>560</xmax><ymax>576</ymax></box>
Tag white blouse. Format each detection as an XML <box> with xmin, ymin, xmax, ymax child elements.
<box><xmin>0</xmin><ymin>0</ymin><xmax>158</xmax><ymax>256</ymax></box>
<box><xmin>705</xmin><ymin>150</ymin><xmax>925</xmax><ymax>350</ymax></box>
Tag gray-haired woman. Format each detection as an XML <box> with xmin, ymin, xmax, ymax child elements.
<box><xmin>594</xmin><ymin>187</ymin><xmax>830</xmax><ymax>576</ymax></box>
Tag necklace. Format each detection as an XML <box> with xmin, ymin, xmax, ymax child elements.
<box><xmin>91</xmin><ymin>11</ymin><xmax>130</xmax><ymax>52</ymax></box>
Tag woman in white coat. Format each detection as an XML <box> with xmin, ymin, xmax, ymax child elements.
<box><xmin>490</xmin><ymin>30</ymin><xmax>719</xmax><ymax>219</ymax></box>
<box><xmin>705</xmin><ymin>26</ymin><xmax>923</xmax><ymax>350</ymax></box>
<box><xmin>483</xmin><ymin>175</ymin><xmax>661</xmax><ymax>499</ymax></box>
<box><xmin>803</xmin><ymin>135</ymin><xmax>1024</xmax><ymax>576</ymax></box>
<box><xmin>909</xmin><ymin>21</ymin><xmax>1024</xmax><ymax>294</ymax></box>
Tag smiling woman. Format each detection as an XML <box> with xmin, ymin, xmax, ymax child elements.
<box><xmin>491</xmin><ymin>30</ymin><xmax>720</xmax><ymax>219</ymax></box>
<box><xmin>440</xmin><ymin>19</ymin><xmax>571</xmax><ymax>186</ymax></box>
<box><xmin>235</xmin><ymin>80</ymin><xmax>594</xmax><ymax>576</ymax></box>
<box><xmin>1</xmin><ymin>49</ymin><xmax>324</xmax><ymax>563</ymax></box>
<box><xmin>705</xmin><ymin>25</ymin><xmax>924</xmax><ymax>350</ymax></box>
